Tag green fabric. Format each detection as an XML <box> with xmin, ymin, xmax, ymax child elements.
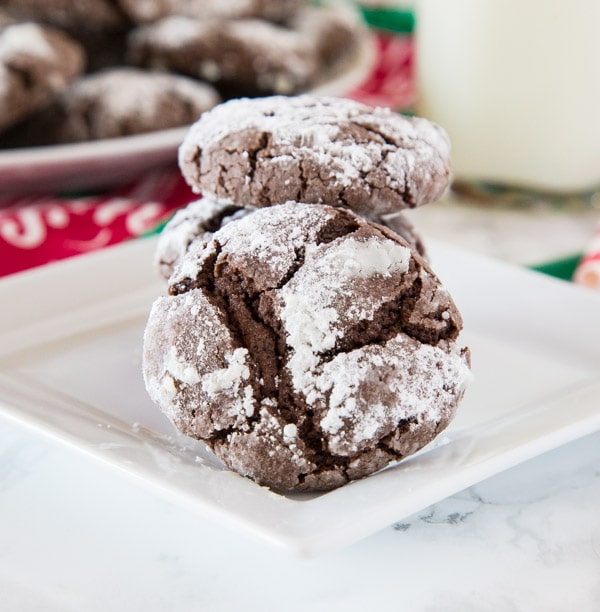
<box><xmin>358</xmin><ymin>6</ymin><xmax>415</xmax><ymax>33</ymax></box>
<box><xmin>529</xmin><ymin>254</ymin><xmax>582</xmax><ymax>281</ymax></box>
<box><xmin>142</xmin><ymin>216</ymin><xmax>172</xmax><ymax>238</ymax></box>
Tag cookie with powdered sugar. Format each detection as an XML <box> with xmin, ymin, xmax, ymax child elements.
<box><xmin>179</xmin><ymin>95</ymin><xmax>452</xmax><ymax>216</ymax></box>
<box><xmin>0</xmin><ymin>22</ymin><xmax>85</xmax><ymax>134</ymax></box>
<box><xmin>155</xmin><ymin>197</ymin><xmax>428</xmax><ymax>281</ymax></box>
<box><xmin>143</xmin><ymin>202</ymin><xmax>470</xmax><ymax>492</ymax></box>
<box><xmin>127</xmin><ymin>6</ymin><xmax>360</xmax><ymax>98</ymax></box>
<box><xmin>3</xmin><ymin>68</ymin><xmax>220</xmax><ymax>145</ymax></box>
<box><xmin>119</xmin><ymin>0</ymin><xmax>304</xmax><ymax>24</ymax></box>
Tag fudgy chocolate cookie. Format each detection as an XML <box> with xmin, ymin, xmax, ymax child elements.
<box><xmin>155</xmin><ymin>198</ymin><xmax>427</xmax><ymax>281</ymax></box>
<box><xmin>179</xmin><ymin>95</ymin><xmax>452</xmax><ymax>216</ymax></box>
<box><xmin>143</xmin><ymin>202</ymin><xmax>470</xmax><ymax>492</ymax></box>
<box><xmin>127</xmin><ymin>7</ymin><xmax>360</xmax><ymax>99</ymax></box>
<box><xmin>0</xmin><ymin>22</ymin><xmax>85</xmax><ymax>133</ymax></box>
<box><xmin>3</xmin><ymin>68</ymin><xmax>219</xmax><ymax>145</ymax></box>
<box><xmin>118</xmin><ymin>0</ymin><xmax>304</xmax><ymax>24</ymax></box>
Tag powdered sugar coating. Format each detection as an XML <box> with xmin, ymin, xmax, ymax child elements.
<box><xmin>157</xmin><ymin>199</ymin><xmax>428</xmax><ymax>282</ymax></box>
<box><xmin>144</xmin><ymin>202</ymin><xmax>470</xmax><ymax>491</ymax></box>
<box><xmin>179</xmin><ymin>95</ymin><xmax>451</xmax><ymax>215</ymax></box>
<box><xmin>316</xmin><ymin>336</ymin><xmax>470</xmax><ymax>455</ymax></box>
<box><xmin>169</xmin><ymin>200</ymin><xmax>342</xmax><ymax>292</ymax></box>
<box><xmin>155</xmin><ymin>197</ymin><xmax>250</xmax><ymax>280</ymax></box>
<box><xmin>277</xmin><ymin>235</ymin><xmax>412</xmax><ymax>393</ymax></box>
<box><xmin>72</xmin><ymin>68</ymin><xmax>217</xmax><ymax>122</ymax></box>
<box><xmin>129</xmin><ymin>15</ymin><xmax>210</xmax><ymax>51</ymax></box>
<box><xmin>143</xmin><ymin>289</ymin><xmax>255</xmax><ymax>433</ymax></box>
<box><xmin>120</xmin><ymin>0</ymin><xmax>304</xmax><ymax>23</ymax></box>
<box><xmin>0</xmin><ymin>22</ymin><xmax>54</xmax><ymax>59</ymax></box>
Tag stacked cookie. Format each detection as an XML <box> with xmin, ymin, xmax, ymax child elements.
<box><xmin>143</xmin><ymin>95</ymin><xmax>471</xmax><ymax>492</ymax></box>
<box><xmin>0</xmin><ymin>0</ymin><xmax>363</xmax><ymax>147</ymax></box>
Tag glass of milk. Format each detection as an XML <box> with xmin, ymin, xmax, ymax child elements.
<box><xmin>415</xmin><ymin>0</ymin><xmax>600</xmax><ymax>196</ymax></box>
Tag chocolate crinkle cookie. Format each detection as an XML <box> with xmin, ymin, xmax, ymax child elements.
<box><xmin>0</xmin><ymin>21</ymin><xmax>85</xmax><ymax>133</ymax></box>
<box><xmin>155</xmin><ymin>197</ymin><xmax>428</xmax><ymax>281</ymax></box>
<box><xmin>179</xmin><ymin>95</ymin><xmax>452</xmax><ymax>216</ymax></box>
<box><xmin>2</xmin><ymin>68</ymin><xmax>220</xmax><ymax>146</ymax></box>
<box><xmin>127</xmin><ymin>7</ymin><xmax>361</xmax><ymax>98</ymax></box>
<box><xmin>143</xmin><ymin>202</ymin><xmax>471</xmax><ymax>492</ymax></box>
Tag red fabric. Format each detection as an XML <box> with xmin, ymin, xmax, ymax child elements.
<box><xmin>573</xmin><ymin>224</ymin><xmax>600</xmax><ymax>290</ymax></box>
<box><xmin>0</xmin><ymin>168</ymin><xmax>192</xmax><ymax>276</ymax></box>
<box><xmin>347</xmin><ymin>34</ymin><xmax>415</xmax><ymax>110</ymax></box>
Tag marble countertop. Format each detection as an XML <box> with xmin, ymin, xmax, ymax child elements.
<box><xmin>1</xmin><ymin>192</ymin><xmax>599</xmax><ymax>611</ymax></box>
<box><xmin>2</xmin><ymin>418</ymin><xmax>599</xmax><ymax>611</ymax></box>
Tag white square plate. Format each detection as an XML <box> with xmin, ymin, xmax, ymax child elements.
<box><xmin>0</xmin><ymin>237</ymin><xmax>599</xmax><ymax>556</ymax></box>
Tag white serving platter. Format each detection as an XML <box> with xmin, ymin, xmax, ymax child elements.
<box><xmin>0</xmin><ymin>237</ymin><xmax>598</xmax><ymax>557</ymax></box>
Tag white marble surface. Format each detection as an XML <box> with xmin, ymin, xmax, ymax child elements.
<box><xmin>1</xmin><ymin>415</ymin><xmax>599</xmax><ymax>611</ymax></box>
<box><xmin>1</xmin><ymin>195</ymin><xmax>600</xmax><ymax>610</ymax></box>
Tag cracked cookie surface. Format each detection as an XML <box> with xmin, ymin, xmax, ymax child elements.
<box><xmin>179</xmin><ymin>95</ymin><xmax>452</xmax><ymax>216</ymax></box>
<box><xmin>154</xmin><ymin>197</ymin><xmax>427</xmax><ymax>281</ymax></box>
<box><xmin>143</xmin><ymin>202</ymin><xmax>470</xmax><ymax>491</ymax></box>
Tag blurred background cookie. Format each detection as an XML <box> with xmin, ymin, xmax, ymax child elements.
<box><xmin>0</xmin><ymin>0</ymin><xmax>131</xmax><ymax>71</ymax></box>
<box><xmin>0</xmin><ymin>0</ymin><xmax>130</xmax><ymax>32</ymax></box>
<box><xmin>118</xmin><ymin>0</ymin><xmax>305</xmax><ymax>24</ymax></box>
<box><xmin>0</xmin><ymin>68</ymin><xmax>219</xmax><ymax>146</ymax></box>
<box><xmin>128</xmin><ymin>6</ymin><xmax>360</xmax><ymax>99</ymax></box>
<box><xmin>0</xmin><ymin>22</ymin><xmax>85</xmax><ymax>133</ymax></box>
<box><xmin>128</xmin><ymin>15</ymin><xmax>318</xmax><ymax>98</ymax></box>
<box><xmin>0</xmin><ymin>8</ymin><xmax>15</xmax><ymax>29</ymax></box>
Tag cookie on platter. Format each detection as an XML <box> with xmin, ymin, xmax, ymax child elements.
<box><xmin>179</xmin><ymin>95</ymin><xmax>452</xmax><ymax>216</ymax></box>
<box><xmin>143</xmin><ymin>202</ymin><xmax>470</xmax><ymax>492</ymax></box>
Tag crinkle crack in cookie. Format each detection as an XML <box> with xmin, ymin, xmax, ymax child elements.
<box><xmin>179</xmin><ymin>96</ymin><xmax>452</xmax><ymax>216</ymax></box>
<box><xmin>143</xmin><ymin>202</ymin><xmax>470</xmax><ymax>492</ymax></box>
<box><xmin>154</xmin><ymin>197</ymin><xmax>251</xmax><ymax>280</ymax></box>
<box><xmin>154</xmin><ymin>197</ymin><xmax>428</xmax><ymax>282</ymax></box>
